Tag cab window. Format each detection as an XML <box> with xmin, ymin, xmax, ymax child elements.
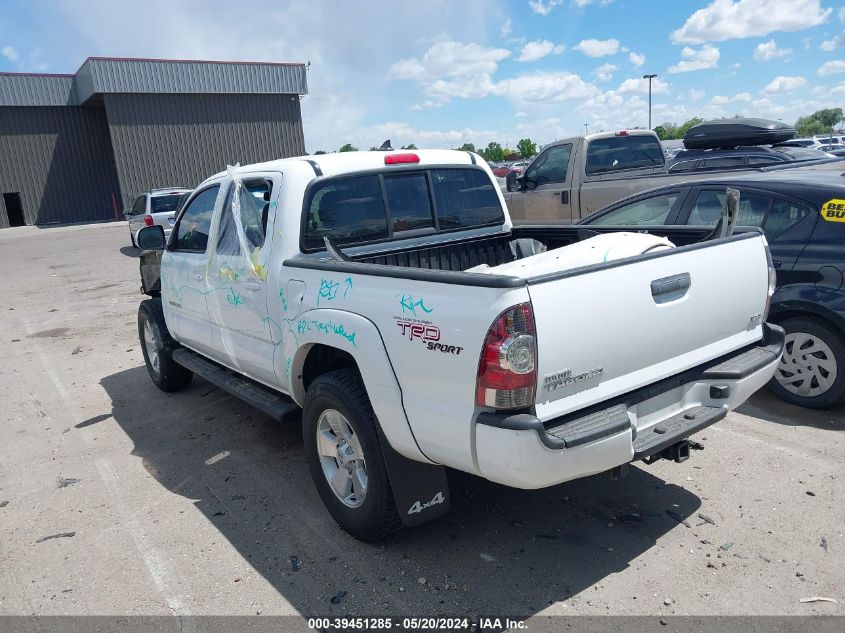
<box><xmin>217</xmin><ymin>179</ymin><xmax>271</xmax><ymax>255</ymax></box>
<box><xmin>524</xmin><ymin>144</ymin><xmax>572</xmax><ymax>186</ymax></box>
<box><xmin>585</xmin><ymin>136</ymin><xmax>664</xmax><ymax>175</ymax></box>
<box><xmin>173</xmin><ymin>185</ymin><xmax>220</xmax><ymax>252</ymax></box>
<box><xmin>589</xmin><ymin>192</ymin><xmax>679</xmax><ymax>226</ymax></box>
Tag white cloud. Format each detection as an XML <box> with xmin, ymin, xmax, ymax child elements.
<box><xmin>753</xmin><ymin>39</ymin><xmax>792</xmax><ymax>61</ymax></box>
<box><xmin>672</xmin><ymin>0</ymin><xmax>832</xmax><ymax>44</ymax></box>
<box><xmin>573</xmin><ymin>38</ymin><xmax>621</xmax><ymax>57</ymax></box>
<box><xmin>820</xmin><ymin>34</ymin><xmax>845</xmax><ymax>51</ymax></box>
<box><xmin>617</xmin><ymin>76</ymin><xmax>670</xmax><ymax>94</ymax></box>
<box><xmin>709</xmin><ymin>92</ymin><xmax>752</xmax><ymax>104</ymax></box>
<box><xmin>688</xmin><ymin>88</ymin><xmax>706</xmax><ymax>100</ymax></box>
<box><xmin>668</xmin><ymin>44</ymin><xmax>720</xmax><ymax>73</ymax></box>
<box><xmin>389</xmin><ymin>41</ymin><xmax>511</xmax><ymax>82</ymax></box>
<box><xmin>594</xmin><ymin>63</ymin><xmax>617</xmax><ymax>81</ymax></box>
<box><xmin>762</xmin><ymin>75</ymin><xmax>807</xmax><ymax>94</ymax></box>
<box><xmin>529</xmin><ymin>0</ymin><xmax>563</xmax><ymax>16</ymax></box>
<box><xmin>517</xmin><ymin>40</ymin><xmax>565</xmax><ymax>62</ymax></box>
<box><xmin>818</xmin><ymin>60</ymin><xmax>845</xmax><ymax>76</ymax></box>
<box><xmin>497</xmin><ymin>71</ymin><xmax>599</xmax><ymax>104</ymax></box>
<box><xmin>1</xmin><ymin>45</ymin><xmax>19</xmax><ymax>62</ymax></box>
<box><xmin>628</xmin><ymin>51</ymin><xmax>645</xmax><ymax>67</ymax></box>
<box><xmin>840</xmin><ymin>6</ymin><xmax>845</xmax><ymax>23</ymax></box>
<box><xmin>500</xmin><ymin>18</ymin><xmax>512</xmax><ymax>38</ymax></box>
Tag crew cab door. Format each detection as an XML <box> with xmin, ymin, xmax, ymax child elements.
<box><xmin>205</xmin><ymin>174</ymin><xmax>280</xmax><ymax>385</ymax></box>
<box><xmin>507</xmin><ymin>143</ymin><xmax>575</xmax><ymax>224</ymax></box>
<box><xmin>160</xmin><ymin>184</ymin><xmax>222</xmax><ymax>357</ymax></box>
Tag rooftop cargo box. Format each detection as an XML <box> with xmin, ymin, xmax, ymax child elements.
<box><xmin>683</xmin><ymin>118</ymin><xmax>795</xmax><ymax>150</ymax></box>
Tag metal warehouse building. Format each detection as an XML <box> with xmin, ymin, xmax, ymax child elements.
<box><xmin>0</xmin><ymin>57</ymin><xmax>308</xmax><ymax>228</ymax></box>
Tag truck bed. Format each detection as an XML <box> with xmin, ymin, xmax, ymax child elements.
<box><xmin>349</xmin><ymin>226</ymin><xmax>718</xmax><ymax>272</ymax></box>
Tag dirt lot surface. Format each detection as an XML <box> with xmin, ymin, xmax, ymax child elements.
<box><xmin>0</xmin><ymin>222</ymin><xmax>842</xmax><ymax>618</ymax></box>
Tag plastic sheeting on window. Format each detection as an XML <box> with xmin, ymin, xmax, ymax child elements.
<box><xmin>210</xmin><ymin>164</ymin><xmax>272</xmax><ymax>281</ymax></box>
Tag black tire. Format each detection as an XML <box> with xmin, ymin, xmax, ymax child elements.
<box><xmin>138</xmin><ymin>299</ymin><xmax>193</xmax><ymax>392</ymax></box>
<box><xmin>768</xmin><ymin>316</ymin><xmax>845</xmax><ymax>409</ymax></box>
<box><xmin>302</xmin><ymin>369</ymin><xmax>401</xmax><ymax>542</ymax></box>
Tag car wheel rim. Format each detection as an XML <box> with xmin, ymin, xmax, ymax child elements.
<box><xmin>316</xmin><ymin>409</ymin><xmax>367</xmax><ymax>508</ymax></box>
<box><xmin>775</xmin><ymin>331</ymin><xmax>837</xmax><ymax>398</ymax></box>
<box><xmin>143</xmin><ymin>320</ymin><xmax>160</xmax><ymax>376</ymax></box>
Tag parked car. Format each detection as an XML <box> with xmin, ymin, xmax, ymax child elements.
<box><xmin>504</xmin><ymin>129</ymin><xmax>843</xmax><ymax>224</ymax></box>
<box><xmin>508</xmin><ymin>160</ymin><xmax>529</xmax><ymax>175</ymax></box>
<box><xmin>125</xmin><ymin>187</ymin><xmax>192</xmax><ymax>247</ymax></box>
<box><xmin>492</xmin><ymin>162</ymin><xmax>512</xmax><ymax>178</ymax></box>
<box><xmin>667</xmin><ymin>145</ymin><xmax>827</xmax><ymax>172</ymax></box>
<box><xmin>772</xmin><ymin>144</ymin><xmax>835</xmax><ymax>161</ymax></box>
<box><xmin>133</xmin><ymin>149</ymin><xmax>780</xmax><ymax>540</ymax></box>
<box><xmin>578</xmin><ymin>171</ymin><xmax>845</xmax><ymax>409</ymax></box>
<box><xmin>818</xmin><ymin>144</ymin><xmax>845</xmax><ymax>157</ymax></box>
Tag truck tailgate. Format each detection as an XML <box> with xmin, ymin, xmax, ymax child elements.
<box><xmin>523</xmin><ymin>232</ymin><xmax>770</xmax><ymax>421</ymax></box>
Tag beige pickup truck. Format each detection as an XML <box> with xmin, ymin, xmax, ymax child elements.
<box><xmin>505</xmin><ymin>130</ymin><xmax>843</xmax><ymax>224</ymax></box>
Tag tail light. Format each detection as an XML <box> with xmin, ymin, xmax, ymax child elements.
<box><xmin>476</xmin><ymin>303</ymin><xmax>537</xmax><ymax>409</ymax></box>
<box><xmin>761</xmin><ymin>234</ymin><xmax>777</xmax><ymax>320</ymax></box>
<box><xmin>385</xmin><ymin>153</ymin><xmax>420</xmax><ymax>165</ymax></box>
<box><xmin>144</xmin><ymin>214</ymin><xmax>154</xmax><ymax>227</ymax></box>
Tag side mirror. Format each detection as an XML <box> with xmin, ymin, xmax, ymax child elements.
<box><xmin>137</xmin><ymin>225</ymin><xmax>166</xmax><ymax>250</ymax></box>
<box><xmin>505</xmin><ymin>171</ymin><xmax>518</xmax><ymax>192</ymax></box>
<box><xmin>122</xmin><ymin>209</ymin><xmax>131</xmax><ymax>217</ymax></box>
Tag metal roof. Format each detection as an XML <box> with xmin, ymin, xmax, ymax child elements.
<box><xmin>0</xmin><ymin>57</ymin><xmax>308</xmax><ymax>106</ymax></box>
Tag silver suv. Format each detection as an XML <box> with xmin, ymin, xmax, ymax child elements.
<box><xmin>125</xmin><ymin>188</ymin><xmax>192</xmax><ymax>247</ymax></box>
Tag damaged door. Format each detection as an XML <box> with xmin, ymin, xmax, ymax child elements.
<box><xmin>206</xmin><ymin>173</ymin><xmax>280</xmax><ymax>385</ymax></box>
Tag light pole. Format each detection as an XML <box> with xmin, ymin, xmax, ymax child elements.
<box><xmin>584</xmin><ymin>122</ymin><xmax>590</xmax><ymax>134</ymax></box>
<box><xmin>643</xmin><ymin>73</ymin><xmax>657</xmax><ymax>129</ymax></box>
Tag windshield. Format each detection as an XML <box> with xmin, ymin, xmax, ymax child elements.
<box><xmin>150</xmin><ymin>194</ymin><xmax>185</xmax><ymax>214</ymax></box>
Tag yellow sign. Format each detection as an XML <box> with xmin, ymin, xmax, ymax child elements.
<box><xmin>820</xmin><ymin>199</ymin><xmax>845</xmax><ymax>222</ymax></box>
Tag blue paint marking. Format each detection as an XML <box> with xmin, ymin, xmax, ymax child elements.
<box><xmin>398</xmin><ymin>292</ymin><xmax>433</xmax><ymax>316</ymax></box>
<box><xmin>317</xmin><ymin>277</ymin><xmax>353</xmax><ymax>304</ymax></box>
<box><xmin>279</xmin><ymin>288</ymin><xmax>289</xmax><ymax>312</ymax></box>
<box><xmin>226</xmin><ymin>288</ymin><xmax>244</xmax><ymax>306</ymax></box>
<box><xmin>299</xmin><ymin>318</ymin><xmax>357</xmax><ymax>347</ymax></box>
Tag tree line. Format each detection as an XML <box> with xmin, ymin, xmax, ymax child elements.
<box><xmin>311</xmin><ymin>139</ymin><xmax>539</xmax><ymax>161</ymax></box>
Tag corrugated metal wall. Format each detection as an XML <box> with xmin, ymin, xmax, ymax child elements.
<box><xmin>105</xmin><ymin>93</ymin><xmax>305</xmax><ymax>208</ymax></box>
<box><xmin>80</xmin><ymin>58</ymin><xmax>307</xmax><ymax>102</ymax></box>
<box><xmin>0</xmin><ymin>106</ymin><xmax>121</xmax><ymax>227</ymax></box>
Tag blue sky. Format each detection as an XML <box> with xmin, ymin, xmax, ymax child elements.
<box><xmin>1</xmin><ymin>0</ymin><xmax>844</xmax><ymax>152</ymax></box>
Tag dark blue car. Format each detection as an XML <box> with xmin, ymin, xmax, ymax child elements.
<box><xmin>581</xmin><ymin>171</ymin><xmax>845</xmax><ymax>409</ymax></box>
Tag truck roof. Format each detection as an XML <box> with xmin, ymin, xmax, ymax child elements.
<box><xmin>200</xmin><ymin>149</ymin><xmax>480</xmax><ymax>185</ymax></box>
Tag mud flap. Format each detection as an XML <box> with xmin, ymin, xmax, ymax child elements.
<box><xmin>376</xmin><ymin>428</ymin><xmax>450</xmax><ymax>527</ymax></box>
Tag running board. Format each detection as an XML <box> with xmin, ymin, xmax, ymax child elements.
<box><xmin>172</xmin><ymin>348</ymin><xmax>299</xmax><ymax>422</ymax></box>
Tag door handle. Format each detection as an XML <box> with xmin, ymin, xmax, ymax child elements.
<box><xmin>243</xmin><ymin>281</ymin><xmax>262</xmax><ymax>291</ymax></box>
<box><xmin>772</xmin><ymin>260</ymin><xmax>782</xmax><ymax>269</ymax></box>
<box><xmin>560</xmin><ymin>191</ymin><xmax>569</xmax><ymax>204</ymax></box>
<box><xmin>192</xmin><ymin>273</ymin><xmax>204</xmax><ymax>281</ymax></box>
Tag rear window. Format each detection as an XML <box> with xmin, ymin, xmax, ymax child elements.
<box><xmin>585</xmin><ymin>136</ymin><xmax>664</xmax><ymax>175</ymax></box>
<box><xmin>302</xmin><ymin>167</ymin><xmax>503</xmax><ymax>251</ymax></box>
<box><xmin>150</xmin><ymin>194</ymin><xmax>184</xmax><ymax>214</ymax></box>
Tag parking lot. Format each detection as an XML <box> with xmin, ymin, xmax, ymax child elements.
<box><xmin>0</xmin><ymin>221</ymin><xmax>842</xmax><ymax>617</ymax></box>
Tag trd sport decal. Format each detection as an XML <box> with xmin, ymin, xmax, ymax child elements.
<box><xmin>396</xmin><ymin>320</ymin><xmax>464</xmax><ymax>355</ymax></box>
<box><xmin>820</xmin><ymin>199</ymin><xmax>845</xmax><ymax>222</ymax></box>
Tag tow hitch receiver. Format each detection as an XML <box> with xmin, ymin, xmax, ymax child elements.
<box><xmin>643</xmin><ymin>440</ymin><xmax>690</xmax><ymax>464</ymax></box>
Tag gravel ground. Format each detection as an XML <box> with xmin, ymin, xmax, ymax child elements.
<box><xmin>0</xmin><ymin>222</ymin><xmax>842</xmax><ymax>618</ymax></box>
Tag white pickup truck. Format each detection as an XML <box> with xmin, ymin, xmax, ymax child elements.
<box><xmin>135</xmin><ymin>149</ymin><xmax>784</xmax><ymax>541</ymax></box>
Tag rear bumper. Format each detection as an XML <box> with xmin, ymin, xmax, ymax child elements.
<box><xmin>474</xmin><ymin>323</ymin><xmax>784</xmax><ymax>489</ymax></box>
